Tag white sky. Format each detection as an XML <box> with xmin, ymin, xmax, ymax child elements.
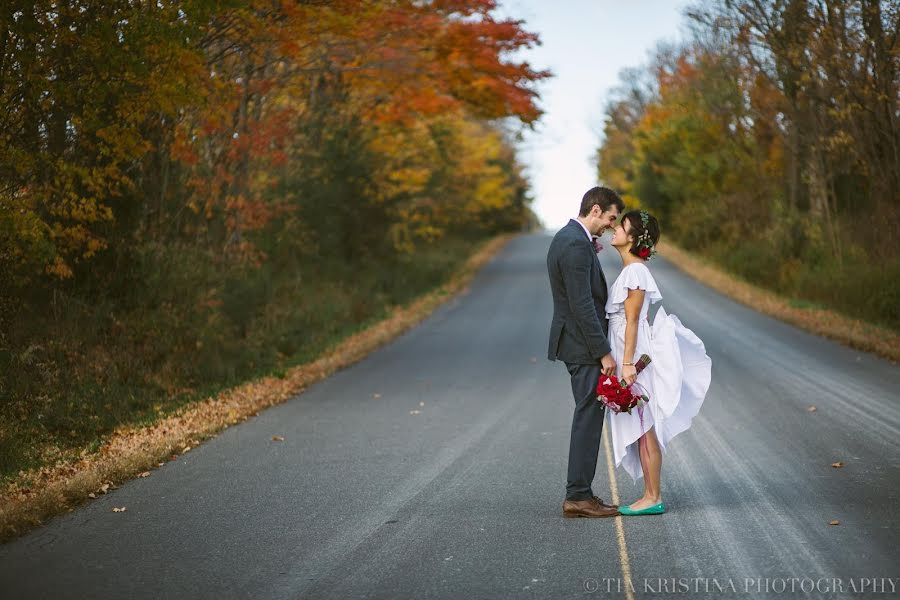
<box><xmin>497</xmin><ymin>0</ymin><xmax>688</xmax><ymax>228</ymax></box>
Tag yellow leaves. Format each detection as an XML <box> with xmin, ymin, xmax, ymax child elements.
<box><xmin>83</xmin><ymin>237</ymin><xmax>108</xmax><ymax>260</ymax></box>
<box><xmin>823</xmin><ymin>130</ymin><xmax>855</xmax><ymax>153</ymax></box>
<box><xmin>94</xmin><ymin>124</ymin><xmax>152</xmax><ymax>160</ymax></box>
<box><xmin>828</xmin><ymin>520</ymin><xmax>840</xmax><ymax>526</ymax></box>
<box><xmin>46</xmin><ymin>256</ymin><xmax>74</xmax><ymax>279</ymax></box>
<box><xmin>271</xmin><ymin>435</ymin><xmax>285</xmax><ymax>441</ymax></box>
<box><xmin>386</xmin><ymin>167</ymin><xmax>431</xmax><ymax>194</ymax></box>
<box><xmin>474</xmin><ymin>174</ymin><xmax>512</xmax><ymax>212</ymax></box>
<box><xmin>831</xmin><ymin>461</ymin><xmax>844</xmax><ymax>468</ymax></box>
<box><xmin>6</xmin><ymin>155</ymin><xmax>123</xmax><ymax>280</ymax></box>
<box><xmin>620</xmin><ymin>194</ymin><xmax>642</xmax><ymax>209</ymax></box>
<box><xmin>366</xmin><ymin>106</ymin><xmax>523</xmax><ymax>245</ymax></box>
<box><xmin>411</xmin><ymin>225</ymin><xmax>444</xmax><ymax>244</ymax></box>
<box><xmin>368</xmin><ymin>121</ymin><xmax>439</xmax><ymax>206</ymax></box>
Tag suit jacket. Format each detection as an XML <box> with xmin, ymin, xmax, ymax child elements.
<box><xmin>546</xmin><ymin>219</ymin><xmax>612</xmax><ymax>364</ymax></box>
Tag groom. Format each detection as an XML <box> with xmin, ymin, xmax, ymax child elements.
<box><xmin>546</xmin><ymin>186</ymin><xmax>624</xmax><ymax>518</ymax></box>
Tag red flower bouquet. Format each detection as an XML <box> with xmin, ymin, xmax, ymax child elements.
<box><xmin>596</xmin><ymin>354</ymin><xmax>652</xmax><ymax>414</ymax></box>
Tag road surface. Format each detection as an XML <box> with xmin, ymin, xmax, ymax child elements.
<box><xmin>1</xmin><ymin>232</ymin><xmax>898</xmax><ymax>599</ymax></box>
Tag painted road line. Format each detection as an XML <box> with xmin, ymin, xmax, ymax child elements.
<box><xmin>603</xmin><ymin>425</ymin><xmax>635</xmax><ymax>600</ymax></box>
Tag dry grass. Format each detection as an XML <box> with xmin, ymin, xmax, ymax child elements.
<box><xmin>658</xmin><ymin>241</ymin><xmax>899</xmax><ymax>363</ymax></box>
<box><xmin>0</xmin><ymin>234</ymin><xmax>513</xmax><ymax>543</ymax></box>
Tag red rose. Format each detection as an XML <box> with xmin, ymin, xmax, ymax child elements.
<box><xmin>638</xmin><ymin>247</ymin><xmax>651</xmax><ymax>259</ymax></box>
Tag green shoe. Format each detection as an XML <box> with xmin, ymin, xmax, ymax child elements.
<box><xmin>619</xmin><ymin>502</ymin><xmax>666</xmax><ymax>516</ymax></box>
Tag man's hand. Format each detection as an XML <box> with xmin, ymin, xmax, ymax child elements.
<box><xmin>600</xmin><ymin>353</ymin><xmax>616</xmax><ymax>378</ymax></box>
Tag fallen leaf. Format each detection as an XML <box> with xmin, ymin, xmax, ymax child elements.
<box><xmin>409</xmin><ymin>410</ymin><xmax>421</xmax><ymax>415</ymax></box>
<box><xmin>829</xmin><ymin>520</ymin><xmax>840</xmax><ymax>526</ymax></box>
<box><xmin>373</xmin><ymin>393</ymin><xmax>382</xmax><ymax>399</ymax></box>
<box><xmin>88</xmin><ymin>493</ymin><xmax>96</xmax><ymax>499</ymax></box>
<box><xmin>158</xmin><ymin>463</ymin><xmax>164</xmax><ymax>467</ymax></box>
<box><xmin>807</xmin><ymin>405</ymin><xmax>817</xmax><ymax>412</ymax></box>
<box><xmin>831</xmin><ymin>461</ymin><xmax>844</xmax><ymax>468</ymax></box>
<box><xmin>272</xmin><ymin>435</ymin><xmax>285</xmax><ymax>442</ymax></box>
<box><xmin>112</xmin><ymin>507</ymin><xmax>127</xmax><ymax>513</ymax></box>
<box><xmin>182</xmin><ymin>446</ymin><xmax>191</xmax><ymax>453</ymax></box>
<box><xmin>139</xmin><ymin>471</ymin><xmax>151</xmax><ymax>478</ymax></box>
<box><xmin>99</xmin><ymin>484</ymin><xmax>109</xmax><ymax>494</ymax></box>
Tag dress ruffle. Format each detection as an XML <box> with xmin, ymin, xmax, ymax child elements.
<box><xmin>648</xmin><ymin>306</ymin><xmax>712</xmax><ymax>446</ymax></box>
<box><xmin>606</xmin><ymin>263</ymin><xmax>662</xmax><ymax>317</ymax></box>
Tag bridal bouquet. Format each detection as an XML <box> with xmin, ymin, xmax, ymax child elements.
<box><xmin>596</xmin><ymin>354</ymin><xmax>652</xmax><ymax>414</ymax></box>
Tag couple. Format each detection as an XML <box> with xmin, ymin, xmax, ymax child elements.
<box><xmin>546</xmin><ymin>186</ymin><xmax>712</xmax><ymax>518</ymax></box>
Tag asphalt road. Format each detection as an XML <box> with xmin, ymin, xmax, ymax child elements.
<box><xmin>1</xmin><ymin>232</ymin><xmax>898</xmax><ymax>599</ymax></box>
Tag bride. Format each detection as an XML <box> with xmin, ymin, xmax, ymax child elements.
<box><xmin>603</xmin><ymin>210</ymin><xmax>712</xmax><ymax>516</ymax></box>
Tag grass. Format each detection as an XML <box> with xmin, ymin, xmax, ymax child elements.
<box><xmin>658</xmin><ymin>241</ymin><xmax>900</xmax><ymax>363</ymax></box>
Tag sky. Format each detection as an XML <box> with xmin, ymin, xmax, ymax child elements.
<box><xmin>496</xmin><ymin>0</ymin><xmax>689</xmax><ymax>229</ymax></box>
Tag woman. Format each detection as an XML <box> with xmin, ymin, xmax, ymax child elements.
<box><xmin>604</xmin><ymin>210</ymin><xmax>712</xmax><ymax>515</ymax></box>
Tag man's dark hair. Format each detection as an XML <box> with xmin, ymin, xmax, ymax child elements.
<box><xmin>579</xmin><ymin>186</ymin><xmax>625</xmax><ymax>217</ymax></box>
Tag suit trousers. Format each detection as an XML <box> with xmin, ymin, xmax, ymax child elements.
<box><xmin>565</xmin><ymin>362</ymin><xmax>606</xmax><ymax>501</ymax></box>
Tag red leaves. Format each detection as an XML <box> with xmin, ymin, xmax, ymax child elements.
<box><xmin>4</xmin><ymin>0</ymin><xmax>547</xmax><ymax>282</ymax></box>
<box><xmin>300</xmin><ymin>0</ymin><xmax>550</xmax><ymax>124</ymax></box>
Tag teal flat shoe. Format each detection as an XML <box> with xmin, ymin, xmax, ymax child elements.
<box><xmin>619</xmin><ymin>502</ymin><xmax>666</xmax><ymax>515</ymax></box>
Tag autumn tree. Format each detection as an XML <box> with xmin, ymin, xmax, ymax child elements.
<box><xmin>597</xmin><ymin>0</ymin><xmax>899</xmax><ymax>327</ymax></box>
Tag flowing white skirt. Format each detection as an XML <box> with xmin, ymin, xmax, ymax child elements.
<box><xmin>605</xmin><ymin>307</ymin><xmax>712</xmax><ymax>483</ymax></box>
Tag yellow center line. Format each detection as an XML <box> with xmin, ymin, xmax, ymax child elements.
<box><xmin>602</xmin><ymin>426</ymin><xmax>635</xmax><ymax>600</ymax></box>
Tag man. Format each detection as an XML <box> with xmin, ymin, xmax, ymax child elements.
<box><xmin>546</xmin><ymin>186</ymin><xmax>624</xmax><ymax>518</ymax></box>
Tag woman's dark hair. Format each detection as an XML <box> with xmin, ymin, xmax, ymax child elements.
<box><xmin>622</xmin><ymin>210</ymin><xmax>661</xmax><ymax>259</ymax></box>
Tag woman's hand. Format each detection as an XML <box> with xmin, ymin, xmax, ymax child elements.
<box><xmin>622</xmin><ymin>364</ymin><xmax>637</xmax><ymax>386</ymax></box>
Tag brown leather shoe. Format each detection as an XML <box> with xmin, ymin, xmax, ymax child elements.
<box><xmin>563</xmin><ymin>498</ymin><xmax>621</xmax><ymax>518</ymax></box>
<box><xmin>592</xmin><ymin>495</ymin><xmax>619</xmax><ymax>510</ymax></box>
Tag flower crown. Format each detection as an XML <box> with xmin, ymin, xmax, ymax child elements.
<box><xmin>634</xmin><ymin>211</ymin><xmax>657</xmax><ymax>260</ymax></box>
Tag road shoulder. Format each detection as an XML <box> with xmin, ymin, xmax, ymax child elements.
<box><xmin>658</xmin><ymin>241</ymin><xmax>898</xmax><ymax>363</ymax></box>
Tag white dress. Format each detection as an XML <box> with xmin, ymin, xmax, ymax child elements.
<box><xmin>604</xmin><ymin>262</ymin><xmax>712</xmax><ymax>483</ymax></box>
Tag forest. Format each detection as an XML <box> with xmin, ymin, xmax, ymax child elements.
<box><xmin>0</xmin><ymin>1</ymin><xmax>547</xmax><ymax>480</ymax></box>
<box><xmin>597</xmin><ymin>0</ymin><xmax>898</xmax><ymax>330</ymax></box>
